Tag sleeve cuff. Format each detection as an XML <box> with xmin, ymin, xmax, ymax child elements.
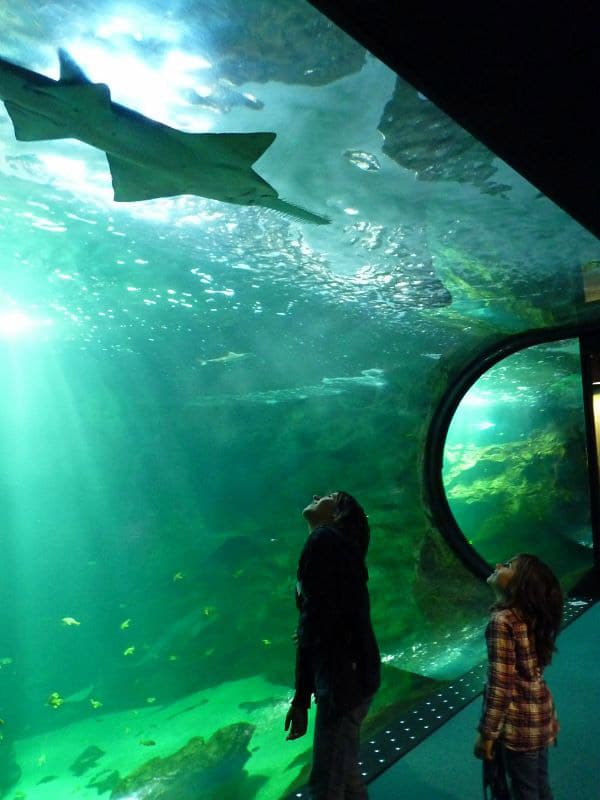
<box><xmin>292</xmin><ymin>690</ymin><xmax>312</xmax><ymax>709</ymax></box>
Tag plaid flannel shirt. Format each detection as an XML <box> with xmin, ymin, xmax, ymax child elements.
<box><xmin>479</xmin><ymin>608</ymin><xmax>559</xmax><ymax>751</ymax></box>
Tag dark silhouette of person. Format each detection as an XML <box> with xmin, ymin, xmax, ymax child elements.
<box><xmin>285</xmin><ymin>491</ymin><xmax>381</xmax><ymax>799</ymax></box>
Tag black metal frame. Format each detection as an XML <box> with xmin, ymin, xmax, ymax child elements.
<box><xmin>579</xmin><ymin>334</ymin><xmax>600</xmax><ymax>573</ymax></box>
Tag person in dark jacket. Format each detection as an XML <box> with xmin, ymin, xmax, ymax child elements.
<box><xmin>285</xmin><ymin>491</ymin><xmax>381</xmax><ymax>799</ymax></box>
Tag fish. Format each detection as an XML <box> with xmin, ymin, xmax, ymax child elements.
<box><xmin>47</xmin><ymin>692</ymin><xmax>64</xmax><ymax>709</ymax></box>
<box><xmin>61</xmin><ymin>617</ymin><xmax>81</xmax><ymax>626</ymax></box>
<box><xmin>123</xmin><ymin>646</ymin><xmax>136</xmax><ymax>656</ymax></box>
<box><xmin>0</xmin><ymin>50</ymin><xmax>329</xmax><ymax>225</ymax></box>
<box><xmin>198</xmin><ymin>351</ymin><xmax>254</xmax><ymax>367</ymax></box>
<box><xmin>139</xmin><ymin>739</ymin><xmax>156</xmax><ymax>747</ymax></box>
<box><xmin>90</xmin><ymin>699</ymin><xmax>103</xmax><ymax>709</ymax></box>
<box><xmin>182</xmin><ymin>80</ymin><xmax>264</xmax><ymax>113</ymax></box>
<box><xmin>172</xmin><ymin>572</ymin><xmax>184</xmax><ymax>581</ymax></box>
<box><xmin>120</xmin><ymin>618</ymin><xmax>132</xmax><ymax>630</ymax></box>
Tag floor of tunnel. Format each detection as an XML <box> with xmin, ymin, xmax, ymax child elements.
<box><xmin>367</xmin><ymin>594</ymin><xmax>600</xmax><ymax>800</ymax></box>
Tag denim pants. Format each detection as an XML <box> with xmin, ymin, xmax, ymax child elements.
<box><xmin>308</xmin><ymin>697</ymin><xmax>372</xmax><ymax>800</ymax></box>
<box><xmin>502</xmin><ymin>745</ymin><xmax>553</xmax><ymax>800</ymax></box>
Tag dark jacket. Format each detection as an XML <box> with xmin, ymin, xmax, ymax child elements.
<box><xmin>292</xmin><ymin>524</ymin><xmax>381</xmax><ymax>712</ymax></box>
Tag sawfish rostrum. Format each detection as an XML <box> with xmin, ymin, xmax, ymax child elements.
<box><xmin>0</xmin><ymin>49</ymin><xmax>329</xmax><ymax>225</ymax></box>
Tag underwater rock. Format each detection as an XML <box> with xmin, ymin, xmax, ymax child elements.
<box><xmin>111</xmin><ymin>722</ymin><xmax>259</xmax><ymax>800</ymax></box>
<box><xmin>414</xmin><ymin>528</ymin><xmax>489</xmax><ymax>627</ymax></box>
<box><xmin>379</xmin><ymin>79</ymin><xmax>512</xmax><ymax>196</ymax></box>
<box><xmin>70</xmin><ymin>744</ymin><xmax>106</xmax><ymax>776</ymax></box>
<box><xmin>0</xmin><ymin>736</ymin><xmax>21</xmax><ymax>797</ymax></box>
<box><xmin>442</xmin><ymin>426</ymin><xmax>592</xmax><ymax>576</ymax></box>
<box><xmin>86</xmin><ymin>769</ymin><xmax>121</xmax><ymax>795</ymax></box>
<box><xmin>204</xmin><ymin>0</ymin><xmax>366</xmax><ymax>86</ymax></box>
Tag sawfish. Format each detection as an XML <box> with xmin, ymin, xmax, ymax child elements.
<box><xmin>0</xmin><ymin>49</ymin><xmax>330</xmax><ymax>224</ymax></box>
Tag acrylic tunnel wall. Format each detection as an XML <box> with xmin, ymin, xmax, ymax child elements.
<box><xmin>1</xmin><ymin>2</ymin><xmax>600</xmax><ymax>800</ymax></box>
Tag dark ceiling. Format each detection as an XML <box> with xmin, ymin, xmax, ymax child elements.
<box><xmin>309</xmin><ymin>1</ymin><xmax>600</xmax><ymax>240</ymax></box>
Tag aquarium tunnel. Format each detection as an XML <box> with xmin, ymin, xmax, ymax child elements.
<box><xmin>1</xmin><ymin>2</ymin><xmax>599</xmax><ymax>800</ymax></box>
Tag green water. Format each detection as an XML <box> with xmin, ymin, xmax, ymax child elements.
<box><xmin>1</xmin><ymin>2</ymin><xmax>599</xmax><ymax>799</ymax></box>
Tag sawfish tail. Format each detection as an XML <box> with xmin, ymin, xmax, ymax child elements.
<box><xmin>256</xmin><ymin>197</ymin><xmax>331</xmax><ymax>225</ymax></box>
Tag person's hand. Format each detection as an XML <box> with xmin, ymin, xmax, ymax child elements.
<box><xmin>285</xmin><ymin>704</ymin><xmax>308</xmax><ymax>740</ymax></box>
<box><xmin>473</xmin><ymin>733</ymin><xmax>494</xmax><ymax>760</ymax></box>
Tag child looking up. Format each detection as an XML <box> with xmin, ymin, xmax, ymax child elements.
<box><xmin>474</xmin><ymin>554</ymin><xmax>563</xmax><ymax>800</ymax></box>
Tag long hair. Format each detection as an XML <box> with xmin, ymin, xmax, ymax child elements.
<box><xmin>333</xmin><ymin>491</ymin><xmax>370</xmax><ymax>560</ymax></box>
<box><xmin>496</xmin><ymin>553</ymin><xmax>563</xmax><ymax>668</ymax></box>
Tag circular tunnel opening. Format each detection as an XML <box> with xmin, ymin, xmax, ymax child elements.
<box><xmin>427</xmin><ymin>334</ymin><xmax>596</xmax><ymax>591</ymax></box>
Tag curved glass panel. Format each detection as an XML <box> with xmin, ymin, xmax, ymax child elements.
<box><xmin>443</xmin><ymin>340</ymin><xmax>593</xmax><ymax>584</ymax></box>
<box><xmin>0</xmin><ymin>1</ymin><xmax>598</xmax><ymax>799</ymax></box>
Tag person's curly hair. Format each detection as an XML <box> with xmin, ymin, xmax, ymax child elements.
<box><xmin>333</xmin><ymin>491</ymin><xmax>370</xmax><ymax>560</ymax></box>
<box><xmin>496</xmin><ymin>553</ymin><xmax>563</xmax><ymax>667</ymax></box>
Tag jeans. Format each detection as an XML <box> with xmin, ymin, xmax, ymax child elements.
<box><xmin>502</xmin><ymin>745</ymin><xmax>553</xmax><ymax>800</ymax></box>
<box><xmin>308</xmin><ymin>697</ymin><xmax>372</xmax><ymax>800</ymax></box>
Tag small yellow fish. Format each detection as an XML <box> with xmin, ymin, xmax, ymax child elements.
<box><xmin>123</xmin><ymin>646</ymin><xmax>136</xmax><ymax>657</ymax></box>
<box><xmin>202</xmin><ymin>606</ymin><xmax>217</xmax><ymax>617</ymax></box>
<box><xmin>173</xmin><ymin>572</ymin><xmax>184</xmax><ymax>582</ymax></box>
<box><xmin>90</xmin><ymin>699</ymin><xmax>103</xmax><ymax>709</ymax></box>
<box><xmin>0</xmin><ymin>657</ymin><xmax>13</xmax><ymax>666</ymax></box>
<box><xmin>167</xmin><ymin>654</ymin><xmax>178</xmax><ymax>661</ymax></box>
<box><xmin>37</xmin><ymin>754</ymin><xmax>46</xmax><ymax>767</ymax></box>
<box><xmin>61</xmin><ymin>617</ymin><xmax>81</xmax><ymax>626</ymax></box>
<box><xmin>120</xmin><ymin>618</ymin><xmax>131</xmax><ymax>630</ymax></box>
<box><xmin>47</xmin><ymin>692</ymin><xmax>64</xmax><ymax>709</ymax></box>
<box><xmin>140</xmin><ymin>739</ymin><xmax>156</xmax><ymax>747</ymax></box>
<box><xmin>262</xmin><ymin>639</ymin><xmax>271</xmax><ymax>646</ymax></box>
<box><xmin>146</xmin><ymin>697</ymin><xmax>156</xmax><ymax>704</ymax></box>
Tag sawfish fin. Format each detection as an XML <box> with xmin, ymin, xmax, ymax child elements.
<box><xmin>4</xmin><ymin>101</ymin><xmax>72</xmax><ymax>140</ymax></box>
<box><xmin>107</xmin><ymin>153</ymin><xmax>187</xmax><ymax>201</ymax></box>
<box><xmin>4</xmin><ymin>82</ymin><xmax>111</xmax><ymax>141</ymax></box>
<box><xmin>107</xmin><ymin>130</ymin><xmax>278</xmax><ymax>202</ymax></box>
<box><xmin>212</xmin><ymin>131</ymin><xmax>276</xmax><ymax>165</ymax></box>
<box><xmin>58</xmin><ymin>49</ymin><xmax>91</xmax><ymax>84</ymax></box>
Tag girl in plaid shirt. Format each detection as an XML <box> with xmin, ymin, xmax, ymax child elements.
<box><xmin>474</xmin><ymin>554</ymin><xmax>563</xmax><ymax>799</ymax></box>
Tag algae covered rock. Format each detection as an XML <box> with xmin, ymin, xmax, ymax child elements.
<box><xmin>111</xmin><ymin>722</ymin><xmax>260</xmax><ymax>800</ymax></box>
